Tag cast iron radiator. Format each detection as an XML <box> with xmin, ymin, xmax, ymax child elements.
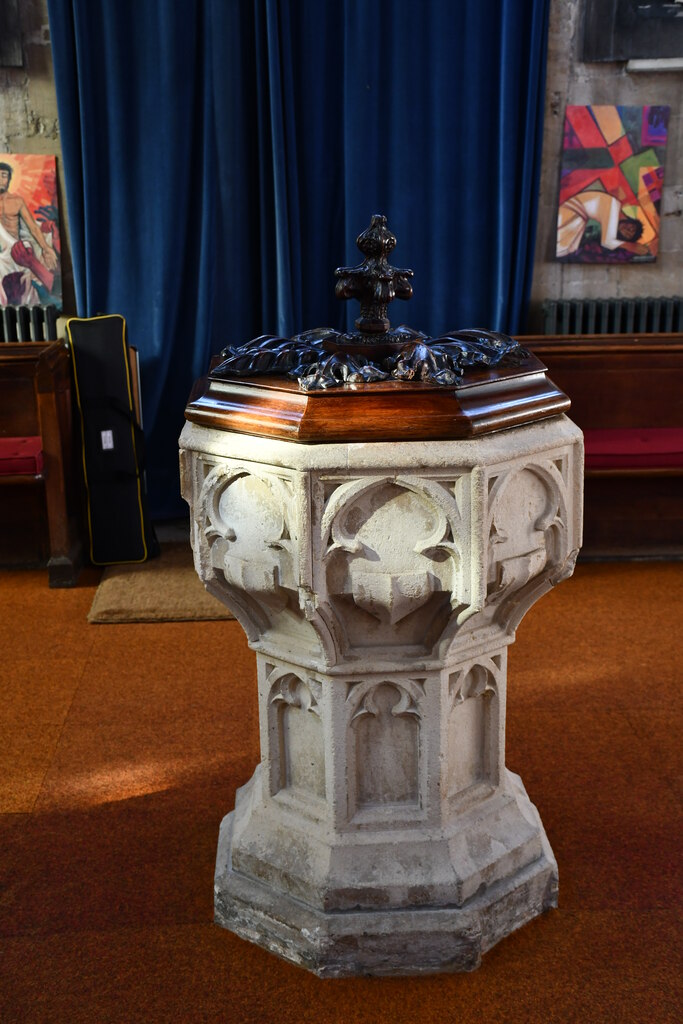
<box><xmin>0</xmin><ymin>304</ymin><xmax>58</xmax><ymax>342</ymax></box>
<box><xmin>542</xmin><ymin>296</ymin><xmax>683</xmax><ymax>335</ymax></box>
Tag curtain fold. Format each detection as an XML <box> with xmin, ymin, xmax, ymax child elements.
<box><xmin>48</xmin><ymin>0</ymin><xmax>217</xmax><ymax>517</ymax></box>
<box><xmin>48</xmin><ymin>0</ymin><xmax>550</xmax><ymax>518</ymax></box>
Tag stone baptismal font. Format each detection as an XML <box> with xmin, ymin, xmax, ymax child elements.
<box><xmin>180</xmin><ymin>216</ymin><xmax>583</xmax><ymax>976</ymax></box>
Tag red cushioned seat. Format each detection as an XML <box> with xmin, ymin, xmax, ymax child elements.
<box><xmin>0</xmin><ymin>436</ymin><xmax>44</xmax><ymax>475</ymax></box>
<box><xmin>584</xmin><ymin>428</ymin><xmax>683</xmax><ymax>470</ymax></box>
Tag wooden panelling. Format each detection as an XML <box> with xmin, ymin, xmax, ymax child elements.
<box><xmin>520</xmin><ymin>334</ymin><xmax>683</xmax><ymax>558</ymax></box>
<box><xmin>0</xmin><ymin>342</ymin><xmax>83</xmax><ymax>585</ymax></box>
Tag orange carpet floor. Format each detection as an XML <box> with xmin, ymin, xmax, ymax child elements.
<box><xmin>0</xmin><ymin>561</ymin><xmax>681</xmax><ymax>1023</ymax></box>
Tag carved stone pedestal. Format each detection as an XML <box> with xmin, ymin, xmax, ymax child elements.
<box><xmin>180</xmin><ymin>414</ymin><xmax>583</xmax><ymax>976</ymax></box>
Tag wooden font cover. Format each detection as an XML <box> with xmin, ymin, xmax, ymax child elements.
<box><xmin>185</xmin><ymin>215</ymin><xmax>569</xmax><ymax>442</ymax></box>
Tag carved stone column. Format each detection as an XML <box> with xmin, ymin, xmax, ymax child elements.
<box><xmin>180</xmin><ymin>415</ymin><xmax>583</xmax><ymax>976</ymax></box>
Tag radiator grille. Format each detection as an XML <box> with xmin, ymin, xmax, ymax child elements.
<box><xmin>0</xmin><ymin>303</ymin><xmax>58</xmax><ymax>343</ymax></box>
<box><xmin>542</xmin><ymin>297</ymin><xmax>683</xmax><ymax>335</ymax></box>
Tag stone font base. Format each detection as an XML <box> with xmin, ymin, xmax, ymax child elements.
<box><xmin>180</xmin><ymin>417</ymin><xmax>583</xmax><ymax>977</ymax></box>
<box><xmin>215</xmin><ymin>771</ymin><xmax>558</xmax><ymax>977</ymax></box>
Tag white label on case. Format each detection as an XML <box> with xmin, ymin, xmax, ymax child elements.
<box><xmin>101</xmin><ymin>429</ymin><xmax>115</xmax><ymax>451</ymax></box>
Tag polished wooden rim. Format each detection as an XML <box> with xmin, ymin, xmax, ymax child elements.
<box><xmin>185</xmin><ymin>352</ymin><xmax>570</xmax><ymax>443</ymax></box>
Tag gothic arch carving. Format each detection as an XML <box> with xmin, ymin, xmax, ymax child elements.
<box><xmin>318</xmin><ymin>475</ymin><xmax>468</xmax><ymax>636</ymax></box>
<box><xmin>486</xmin><ymin>459</ymin><xmax>569</xmax><ymax>607</ymax></box>
<box><xmin>270</xmin><ymin>670</ymin><xmax>323</xmax><ymax>718</ymax></box>
<box><xmin>447</xmin><ymin>658</ymin><xmax>501</xmax><ymax>798</ymax></box>
<box><xmin>190</xmin><ymin>460</ymin><xmax>308</xmax><ymax>641</ymax></box>
<box><xmin>348</xmin><ymin>678</ymin><xmax>424</xmax><ymax>815</ymax></box>
<box><xmin>199</xmin><ymin>463</ymin><xmax>295</xmax><ymax>576</ymax></box>
<box><xmin>448</xmin><ymin>660</ymin><xmax>498</xmax><ymax>710</ymax></box>
<box><xmin>267</xmin><ymin>668</ymin><xmax>326</xmax><ymax>803</ymax></box>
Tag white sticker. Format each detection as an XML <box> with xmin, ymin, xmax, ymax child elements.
<box><xmin>101</xmin><ymin>429</ymin><xmax>114</xmax><ymax>451</ymax></box>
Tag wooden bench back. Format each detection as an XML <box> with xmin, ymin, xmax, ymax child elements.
<box><xmin>518</xmin><ymin>334</ymin><xmax>683</xmax><ymax>430</ymax></box>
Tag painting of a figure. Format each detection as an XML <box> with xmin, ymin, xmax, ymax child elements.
<box><xmin>556</xmin><ymin>105</ymin><xmax>670</xmax><ymax>264</ymax></box>
<box><xmin>0</xmin><ymin>153</ymin><xmax>62</xmax><ymax>308</ymax></box>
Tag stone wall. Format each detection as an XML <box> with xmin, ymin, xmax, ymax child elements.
<box><xmin>0</xmin><ymin>0</ymin><xmax>74</xmax><ymax>310</ymax></box>
<box><xmin>529</xmin><ymin>0</ymin><xmax>683</xmax><ymax>331</ymax></box>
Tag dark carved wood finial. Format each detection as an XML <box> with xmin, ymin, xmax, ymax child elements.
<box><xmin>334</xmin><ymin>214</ymin><xmax>413</xmax><ymax>335</ymax></box>
<box><xmin>211</xmin><ymin>213</ymin><xmax>528</xmax><ymax>391</ymax></box>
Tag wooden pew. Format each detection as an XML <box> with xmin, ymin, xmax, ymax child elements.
<box><xmin>0</xmin><ymin>340</ymin><xmax>83</xmax><ymax>585</ymax></box>
<box><xmin>519</xmin><ymin>334</ymin><xmax>683</xmax><ymax>558</ymax></box>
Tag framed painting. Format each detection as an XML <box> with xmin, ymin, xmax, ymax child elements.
<box><xmin>556</xmin><ymin>104</ymin><xmax>670</xmax><ymax>264</ymax></box>
<box><xmin>0</xmin><ymin>153</ymin><xmax>62</xmax><ymax>308</ymax></box>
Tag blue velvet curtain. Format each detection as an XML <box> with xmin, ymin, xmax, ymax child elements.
<box><xmin>48</xmin><ymin>0</ymin><xmax>550</xmax><ymax>518</ymax></box>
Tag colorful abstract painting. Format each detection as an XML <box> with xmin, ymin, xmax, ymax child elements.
<box><xmin>556</xmin><ymin>105</ymin><xmax>670</xmax><ymax>264</ymax></box>
<box><xmin>0</xmin><ymin>153</ymin><xmax>62</xmax><ymax>308</ymax></box>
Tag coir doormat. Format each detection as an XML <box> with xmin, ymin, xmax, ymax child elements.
<box><xmin>88</xmin><ymin>542</ymin><xmax>234</xmax><ymax>623</ymax></box>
